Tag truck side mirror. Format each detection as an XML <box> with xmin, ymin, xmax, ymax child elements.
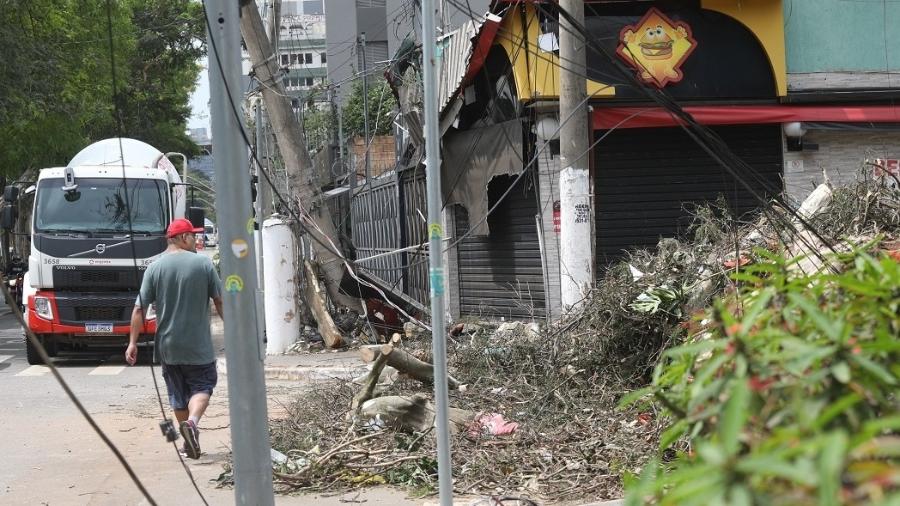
<box><xmin>187</xmin><ymin>207</ymin><xmax>205</xmax><ymax>230</ymax></box>
<box><xmin>0</xmin><ymin>205</ymin><xmax>17</xmax><ymax>230</ymax></box>
<box><xmin>3</xmin><ymin>185</ymin><xmax>19</xmax><ymax>203</ymax></box>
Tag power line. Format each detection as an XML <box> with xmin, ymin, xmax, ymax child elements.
<box><xmin>102</xmin><ymin>0</ymin><xmax>211</xmax><ymax>501</ymax></box>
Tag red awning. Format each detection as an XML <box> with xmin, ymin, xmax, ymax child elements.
<box><xmin>592</xmin><ymin>105</ymin><xmax>900</xmax><ymax>130</ymax></box>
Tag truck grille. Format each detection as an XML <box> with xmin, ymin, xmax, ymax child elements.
<box><xmin>53</xmin><ymin>267</ymin><xmax>144</xmax><ymax>291</ymax></box>
<box><xmin>54</xmin><ymin>293</ymin><xmax>137</xmax><ymax>325</ymax></box>
<box><xmin>76</xmin><ymin>307</ymin><xmax>125</xmax><ymax>321</ymax></box>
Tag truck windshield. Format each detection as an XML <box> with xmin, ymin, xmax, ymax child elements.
<box><xmin>35</xmin><ymin>177</ymin><xmax>169</xmax><ymax>234</ymax></box>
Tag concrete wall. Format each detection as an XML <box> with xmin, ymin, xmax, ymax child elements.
<box><xmin>782</xmin><ymin>130</ymin><xmax>900</xmax><ymax>202</ymax></box>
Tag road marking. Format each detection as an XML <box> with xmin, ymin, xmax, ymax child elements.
<box><xmin>16</xmin><ymin>365</ymin><xmax>50</xmax><ymax>376</ymax></box>
<box><xmin>89</xmin><ymin>366</ymin><xmax>126</xmax><ymax>376</ymax></box>
<box><xmin>0</xmin><ymin>355</ymin><xmax>12</xmax><ymax>364</ymax></box>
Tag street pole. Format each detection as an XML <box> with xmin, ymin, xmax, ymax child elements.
<box><xmin>340</xmin><ymin>90</ymin><xmax>353</xmax><ymax>191</ymax></box>
<box><xmin>254</xmin><ymin>103</ymin><xmax>267</xmax><ymax>357</ymax></box>
<box><xmin>421</xmin><ymin>0</ymin><xmax>453</xmax><ymax>504</ymax></box>
<box><xmin>558</xmin><ymin>0</ymin><xmax>593</xmax><ymax>312</ymax></box>
<box><xmin>206</xmin><ymin>1</ymin><xmax>275</xmax><ymax>504</ymax></box>
<box><xmin>359</xmin><ymin>32</ymin><xmax>371</xmax><ymax>184</ymax></box>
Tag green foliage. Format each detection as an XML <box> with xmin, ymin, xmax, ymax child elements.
<box><xmin>0</xmin><ymin>0</ymin><xmax>204</xmax><ymax>177</ymax></box>
<box><xmin>342</xmin><ymin>77</ymin><xmax>397</xmax><ymax>139</ymax></box>
<box><xmin>302</xmin><ymin>104</ymin><xmax>334</xmax><ymax>152</ymax></box>
<box><xmin>625</xmin><ymin>246</ymin><xmax>900</xmax><ymax>505</ymax></box>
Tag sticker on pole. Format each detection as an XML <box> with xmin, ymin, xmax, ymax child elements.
<box><xmin>428</xmin><ymin>223</ymin><xmax>443</xmax><ymax>241</ymax></box>
<box><xmin>247</xmin><ymin>218</ymin><xmax>256</xmax><ymax>235</ymax></box>
<box><xmin>429</xmin><ymin>267</ymin><xmax>444</xmax><ymax>296</ymax></box>
<box><xmin>224</xmin><ymin>274</ymin><xmax>244</xmax><ymax>293</ymax></box>
<box><xmin>231</xmin><ymin>239</ymin><xmax>249</xmax><ymax>259</ymax></box>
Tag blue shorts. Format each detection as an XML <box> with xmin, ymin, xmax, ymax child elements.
<box><xmin>161</xmin><ymin>362</ymin><xmax>218</xmax><ymax>410</ymax></box>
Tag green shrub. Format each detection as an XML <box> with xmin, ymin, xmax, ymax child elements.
<box><xmin>624</xmin><ymin>246</ymin><xmax>900</xmax><ymax>505</ymax></box>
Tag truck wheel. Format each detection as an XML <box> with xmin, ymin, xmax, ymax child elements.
<box><xmin>25</xmin><ymin>335</ymin><xmax>45</xmax><ymax>365</ymax></box>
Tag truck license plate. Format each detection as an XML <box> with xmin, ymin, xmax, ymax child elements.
<box><xmin>85</xmin><ymin>323</ymin><xmax>114</xmax><ymax>333</ymax></box>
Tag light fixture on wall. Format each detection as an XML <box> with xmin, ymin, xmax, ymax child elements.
<box><xmin>784</xmin><ymin>121</ymin><xmax>817</xmax><ymax>152</ymax></box>
<box><xmin>534</xmin><ymin>114</ymin><xmax>561</xmax><ymax>141</ymax></box>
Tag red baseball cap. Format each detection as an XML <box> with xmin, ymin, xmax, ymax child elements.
<box><xmin>166</xmin><ymin>218</ymin><xmax>204</xmax><ymax>238</ymax></box>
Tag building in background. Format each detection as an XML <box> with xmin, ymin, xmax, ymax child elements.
<box><xmin>325</xmin><ymin>0</ymin><xmax>490</xmax><ymax>105</ymax></box>
<box><xmin>188</xmin><ymin>128</ymin><xmax>214</xmax><ymax>181</ymax></box>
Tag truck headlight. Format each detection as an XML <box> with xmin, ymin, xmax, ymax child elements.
<box><xmin>34</xmin><ymin>296</ymin><xmax>53</xmax><ymax>320</ymax></box>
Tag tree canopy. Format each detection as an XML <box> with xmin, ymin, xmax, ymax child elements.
<box><xmin>0</xmin><ymin>0</ymin><xmax>205</xmax><ymax>178</ymax></box>
<box><xmin>342</xmin><ymin>77</ymin><xmax>397</xmax><ymax>139</ymax></box>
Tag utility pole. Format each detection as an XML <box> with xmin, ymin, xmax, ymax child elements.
<box><xmin>254</xmin><ymin>103</ymin><xmax>268</xmax><ymax>351</ymax></box>
<box><xmin>359</xmin><ymin>32</ymin><xmax>371</xmax><ymax>184</ymax></box>
<box><xmin>558</xmin><ymin>0</ymin><xmax>593</xmax><ymax>312</ymax></box>
<box><xmin>206</xmin><ymin>1</ymin><xmax>275</xmax><ymax>504</ymax></box>
<box><xmin>338</xmin><ymin>89</ymin><xmax>352</xmax><ymax>190</ymax></box>
<box><xmin>422</xmin><ymin>0</ymin><xmax>453</xmax><ymax>504</ymax></box>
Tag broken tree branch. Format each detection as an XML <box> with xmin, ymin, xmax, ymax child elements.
<box><xmin>303</xmin><ymin>260</ymin><xmax>344</xmax><ymax>348</ymax></box>
<box><xmin>351</xmin><ymin>350</ymin><xmax>390</xmax><ymax>411</ymax></box>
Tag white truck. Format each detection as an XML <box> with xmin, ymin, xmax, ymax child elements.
<box><xmin>1</xmin><ymin>138</ymin><xmax>203</xmax><ymax>364</ymax></box>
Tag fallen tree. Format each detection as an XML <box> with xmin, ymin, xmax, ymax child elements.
<box><xmin>263</xmin><ymin>172</ymin><xmax>900</xmax><ymax>502</ymax></box>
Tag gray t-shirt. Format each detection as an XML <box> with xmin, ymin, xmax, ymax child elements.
<box><xmin>137</xmin><ymin>251</ymin><xmax>222</xmax><ymax>365</ymax></box>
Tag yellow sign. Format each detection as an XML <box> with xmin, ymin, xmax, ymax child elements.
<box><xmin>617</xmin><ymin>8</ymin><xmax>697</xmax><ymax>88</ymax></box>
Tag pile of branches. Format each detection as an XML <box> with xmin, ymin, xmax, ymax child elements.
<box><xmin>266</xmin><ymin>171</ymin><xmax>900</xmax><ymax>502</ymax></box>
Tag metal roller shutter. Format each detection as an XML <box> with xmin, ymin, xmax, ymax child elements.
<box><xmin>456</xmin><ymin>174</ymin><xmax>545</xmax><ymax>320</ymax></box>
<box><xmin>594</xmin><ymin>124</ymin><xmax>783</xmax><ymax>266</ymax></box>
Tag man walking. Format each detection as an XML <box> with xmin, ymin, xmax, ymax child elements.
<box><xmin>125</xmin><ymin>218</ymin><xmax>223</xmax><ymax>459</ymax></box>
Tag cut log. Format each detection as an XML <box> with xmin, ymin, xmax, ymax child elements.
<box><xmin>351</xmin><ymin>350</ymin><xmax>389</xmax><ymax>410</ymax></box>
<box><xmin>378</xmin><ymin>344</ymin><xmax>461</xmax><ymax>390</ymax></box>
<box><xmin>358</xmin><ymin>345</ymin><xmax>383</xmax><ymax>363</ymax></box>
<box><xmin>360</xmin><ymin>394</ymin><xmax>474</xmax><ymax>433</ymax></box>
<box><xmin>303</xmin><ymin>260</ymin><xmax>343</xmax><ymax>348</ymax></box>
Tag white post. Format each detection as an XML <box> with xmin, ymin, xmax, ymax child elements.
<box><xmin>559</xmin><ymin>167</ymin><xmax>593</xmax><ymax>310</ymax></box>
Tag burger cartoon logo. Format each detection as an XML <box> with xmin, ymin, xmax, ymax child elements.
<box><xmin>617</xmin><ymin>8</ymin><xmax>696</xmax><ymax>88</ymax></box>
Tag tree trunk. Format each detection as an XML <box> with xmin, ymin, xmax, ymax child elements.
<box><xmin>238</xmin><ymin>0</ymin><xmax>358</xmax><ymax>310</ymax></box>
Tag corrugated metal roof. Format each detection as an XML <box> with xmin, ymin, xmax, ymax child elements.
<box><xmin>437</xmin><ymin>13</ymin><xmax>502</xmax><ymax>115</ymax></box>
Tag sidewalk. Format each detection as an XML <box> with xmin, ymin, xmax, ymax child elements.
<box><xmin>211</xmin><ymin>317</ymin><xmax>368</xmax><ymax>382</ymax></box>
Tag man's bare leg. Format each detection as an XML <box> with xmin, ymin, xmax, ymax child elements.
<box><xmin>187</xmin><ymin>392</ymin><xmax>210</xmax><ymax>423</ymax></box>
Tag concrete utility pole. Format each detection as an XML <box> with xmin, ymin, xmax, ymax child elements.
<box><xmin>421</xmin><ymin>0</ymin><xmax>453</xmax><ymax>504</ymax></box>
<box><xmin>254</xmin><ymin>103</ymin><xmax>268</xmax><ymax>350</ymax></box>
<box><xmin>359</xmin><ymin>32</ymin><xmax>371</xmax><ymax>184</ymax></box>
<box><xmin>338</xmin><ymin>90</ymin><xmax>352</xmax><ymax>190</ymax></box>
<box><xmin>206</xmin><ymin>1</ymin><xmax>274</xmax><ymax>504</ymax></box>
<box><xmin>558</xmin><ymin>0</ymin><xmax>593</xmax><ymax>312</ymax></box>
<box><xmin>239</xmin><ymin>0</ymin><xmax>359</xmax><ymax>310</ymax></box>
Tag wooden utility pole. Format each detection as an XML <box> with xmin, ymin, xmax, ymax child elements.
<box><xmin>558</xmin><ymin>0</ymin><xmax>593</xmax><ymax>312</ymax></box>
<box><xmin>239</xmin><ymin>0</ymin><xmax>358</xmax><ymax>310</ymax></box>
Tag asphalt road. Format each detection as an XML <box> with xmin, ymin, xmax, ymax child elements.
<box><xmin>0</xmin><ymin>247</ymin><xmax>417</xmax><ymax>505</ymax></box>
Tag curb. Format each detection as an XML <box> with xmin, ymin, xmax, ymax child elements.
<box><xmin>216</xmin><ymin>357</ymin><xmax>367</xmax><ymax>382</ymax></box>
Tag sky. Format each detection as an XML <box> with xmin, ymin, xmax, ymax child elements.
<box><xmin>188</xmin><ymin>56</ymin><xmax>211</xmax><ymax>134</ymax></box>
